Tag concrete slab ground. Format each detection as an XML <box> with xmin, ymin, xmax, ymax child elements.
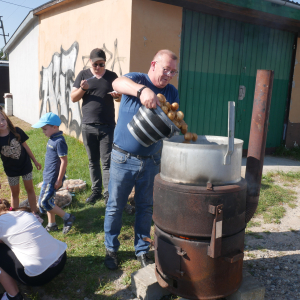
<box><xmin>241</xmin><ymin>155</ymin><xmax>300</xmax><ymax>177</ymax></box>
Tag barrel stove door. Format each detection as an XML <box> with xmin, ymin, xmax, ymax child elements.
<box><xmin>155</xmin><ymin>233</ymin><xmax>183</xmax><ymax>279</ymax></box>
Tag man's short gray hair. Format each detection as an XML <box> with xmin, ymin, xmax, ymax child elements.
<box><xmin>153</xmin><ymin>49</ymin><xmax>178</xmax><ymax>62</ymax></box>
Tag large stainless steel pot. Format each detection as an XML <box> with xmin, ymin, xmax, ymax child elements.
<box><xmin>160</xmin><ymin>135</ymin><xmax>243</xmax><ymax>186</ymax></box>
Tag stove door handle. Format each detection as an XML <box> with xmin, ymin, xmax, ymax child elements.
<box><xmin>176</xmin><ymin>249</ymin><xmax>187</xmax><ymax>256</ymax></box>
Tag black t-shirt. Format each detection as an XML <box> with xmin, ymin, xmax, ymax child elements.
<box><xmin>73</xmin><ymin>69</ymin><xmax>118</xmax><ymax>125</ymax></box>
<box><xmin>0</xmin><ymin>127</ymin><xmax>33</xmax><ymax>177</ymax></box>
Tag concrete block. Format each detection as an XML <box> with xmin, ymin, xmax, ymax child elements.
<box><xmin>131</xmin><ymin>263</ymin><xmax>171</xmax><ymax>300</ymax></box>
<box><xmin>225</xmin><ymin>270</ymin><xmax>265</xmax><ymax>300</ymax></box>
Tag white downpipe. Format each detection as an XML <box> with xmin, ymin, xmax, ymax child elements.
<box><xmin>265</xmin><ymin>0</ymin><xmax>300</xmax><ymax>10</ymax></box>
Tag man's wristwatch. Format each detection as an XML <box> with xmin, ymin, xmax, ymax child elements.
<box><xmin>137</xmin><ymin>86</ymin><xmax>147</xmax><ymax>99</ymax></box>
<box><xmin>81</xmin><ymin>87</ymin><xmax>87</xmax><ymax>92</ymax></box>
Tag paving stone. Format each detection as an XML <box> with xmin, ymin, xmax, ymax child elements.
<box><xmin>131</xmin><ymin>263</ymin><xmax>170</xmax><ymax>300</ymax></box>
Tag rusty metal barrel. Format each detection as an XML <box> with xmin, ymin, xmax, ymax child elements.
<box><xmin>155</xmin><ymin>225</ymin><xmax>245</xmax><ymax>300</ymax></box>
<box><xmin>153</xmin><ymin>174</ymin><xmax>246</xmax><ymax>299</ymax></box>
<box><xmin>153</xmin><ymin>70</ymin><xmax>274</xmax><ymax>300</ymax></box>
<box><xmin>153</xmin><ymin>174</ymin><xmax>247</xmax><ymax>238</ymax></box>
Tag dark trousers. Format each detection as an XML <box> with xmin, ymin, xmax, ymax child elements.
<box><xmin>0</xmin><ymin>244</ymin><xmax>67</xmax><ymax>286</ymax></box>
<box><xmin>82</xmin><ymin>123</ymin><xmax>114</xmax><ymax>194</ymax></box>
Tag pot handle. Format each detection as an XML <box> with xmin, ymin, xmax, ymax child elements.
<box><xmin>224</xmin><ymin>101</ymin><xmax>235</xmax><ymax>165</ymax></box>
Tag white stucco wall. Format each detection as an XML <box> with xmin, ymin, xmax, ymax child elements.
<box><xmin>8</xmin><ymin>16</ymin><xmax>39</xmax><ymax>125</ymax></box>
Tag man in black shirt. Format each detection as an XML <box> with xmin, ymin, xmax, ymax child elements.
<box><xmin>71</xmin><ymin>49</ymin><xmax>120</xmax><ymax>204</ymax></box>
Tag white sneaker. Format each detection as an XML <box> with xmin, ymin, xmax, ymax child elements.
<box><xmin>1</xmin><ymin>292</ymin><xmax>9</xmax><ymax>300</ymax></box>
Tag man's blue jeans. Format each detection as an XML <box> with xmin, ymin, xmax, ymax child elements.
<box><xmin>104</xmin><ymin>149</ymin><xmax>160</xmax><ymax>256</ymax></box>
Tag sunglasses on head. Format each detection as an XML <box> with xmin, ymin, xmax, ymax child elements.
<box><xmin>92</xmin><ymin>63</ymin><xmax>105</xmax><ymax>67</ymax></box>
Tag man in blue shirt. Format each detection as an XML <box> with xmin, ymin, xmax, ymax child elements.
<box><xmin>104</xmin><ymin>49</ymin><xmax>180</xmax><ymax>269</ymax></box>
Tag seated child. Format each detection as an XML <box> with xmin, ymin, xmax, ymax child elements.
<box><xmin>32</xmin><ymin>112</ymin><xmax>75</xmax><ymax>234</ymax></box>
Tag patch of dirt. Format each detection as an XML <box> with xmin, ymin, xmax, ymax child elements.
<box><xmin>10</xmin><ymin>116</ymin><xmax>32</xmax><ymax>132</ymax></box>
<box><xmin>244</xmin><ymin>179</ymin><xmax>300</xmax><ymax>300</ymax></box>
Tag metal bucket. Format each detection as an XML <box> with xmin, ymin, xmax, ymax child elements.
<box><xmin>160</xmin><ymin>135</ymin><xmax>243</xmax><ymax>186</ymax></box>
<box><xmin>127</xmin><ymin>105</ymin><xmax>180</xmax><ymax>147</ymax></box>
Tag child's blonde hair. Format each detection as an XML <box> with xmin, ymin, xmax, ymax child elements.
<box><xmin>0</xmin><ymin>111</ymin><xmax>21</xmax><ymax>143</ymax></box>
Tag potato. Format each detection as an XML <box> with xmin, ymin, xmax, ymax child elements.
<box><xmin>161</xmin><ymin>106</ymin><xmax>169</xmax><ymax>114</ymax></box>
<box><xmin>184</xmin><ymin>132</ymin><xmax>193</xmax><ymax>141</ymax></box>
<box><xmin>165</xmin><ymin>102</ymin><xmax>171</xmax><ymax>110</ymax></box>
<box><xmin>114</xmin><ymin>96</ymin><xmax>121</xmax><ymax>102</ymax></box>
<box><xmin>192</xmin><ymin>133</ymin><xmax>198</xmax><ymax>142</ymax></box>
<box><xmin>171</xmin><ymin>102</ymin><xmax>179</xmax><ymax>111</ymax></box>
<box><xmin>176</xmin><ymin>111</ymin><xmax>184</xmax><ymax>121</ymax></box>
<box><xmin>181</xmin><ymin>121</ymin><xmax>188</xmax><ymax>131</ymax></box>
<box><xmin>173</xmin><ymin>120</ymin><xmax>181</xmax><ymax>128</ymax></box>
<box><xmin>181</xmin><ymin>128</ymin><xmax>187</xmax><ymax>134</ymax></box>
<box><xmin>157</xmin><ymin>93</ymin><xmax>166</xmax><ymax>103</ymax></box>
<box><xmin>167</xmin><ymin>111</ymin><xmax>176</xmax><ymax>121</ymax></box>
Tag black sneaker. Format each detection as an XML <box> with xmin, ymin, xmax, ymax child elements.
<box><xmin>137</xmin><ymin>253</ymin><xmax>152</xmax><ymax>268</ymax></box>
<box><xmin>124</xmin><ymin>203</ymin><xmax>135</xmax><ymax>215</ymax></box>
<box><xmin>103</xmin><ymin>191</ymin><xmax>109</xmax><ymax>205</ymax></box>
<box><xmin>85</xmin><ymin>191</ymin><xmax>102</xmax><ymax>205</ymax></box>
<box><xmin>45</xmin><ymin>224</ymin><xmax>59</xmax><ymax>232</ymax></box>
<box><xmin>62</xmin><ymin>214</ymin><xmax>75</xmax><ymax>234</ymax></box>
<box><xmin>104</xmin><ymin>249</ymin><xmax>118</xmax><ymax>270</ymax></box>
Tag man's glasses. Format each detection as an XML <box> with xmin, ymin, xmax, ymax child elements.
<box><xmin>155</xmin><ymin>61</ymin><xmax>178</xmax><ymax>77</ymax></box>
<box><xmin>92</xmin><ymin>63</ymin><xmax>105</xmax><ymax>68</ymax></box>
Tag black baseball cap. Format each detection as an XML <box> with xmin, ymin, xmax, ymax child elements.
<box><xmin>90</xmin><ymin>48</ymin><xmax>106</xmax><ymax>63</ymax></box>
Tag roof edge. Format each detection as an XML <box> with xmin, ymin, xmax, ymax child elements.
<box><xmin>3</xmin><ymin>11</ymin><xmax>38</xmax><ymax>53</ymax></box>
<box><xmin>33</xmin><ymin>0</ymin><xmax>76</xmax><ymax>15</ymax></box>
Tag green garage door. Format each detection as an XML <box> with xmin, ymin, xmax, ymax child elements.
<box><xmin>179</xmin><ymin>9</ymin><xmax>296</xmax><ymax>148</ymax></box>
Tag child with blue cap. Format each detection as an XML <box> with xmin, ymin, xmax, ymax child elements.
<box><xmin>32</xmin><ymin>112</ymin><xmax>75</xmax><ymax>234</ymax></box>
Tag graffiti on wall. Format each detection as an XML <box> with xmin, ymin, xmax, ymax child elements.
<box><xmin>40</xmin><ymin>42</ymin><xmax>81</xmax><ymax>138</ymax></box>
<box><xmin>82</xmin><ymin>39</ymin><xmax>125</xmax><ymax>75</ymax></box>
<box><xmin>40</xmin><ymin>39</ymin><xmax>125</xmax><ymax>138</ymax></box>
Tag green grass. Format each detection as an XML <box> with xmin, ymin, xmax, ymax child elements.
<box><xmin>247</xmin><ymin>220</ymin><xmax>261</xmax><ymax>227</ymax></box>
<box><xmin>0</xmin><ymin>128</ymin><xmax>143</xmax><ymax>300</ymax></box>
<box><xmin>245</xmin><ymin>229</ymin><xmax>264</xmax><ymax>239</ymax></box>
<box><xmin>251</xmin><ymin>173</ymin><xmax>297</xmax><ymax>224</ymax></box>
<box><xmin>1</xmin><ymin>126</ymin><xmax>300</xmax><ymax>299</ymax></box>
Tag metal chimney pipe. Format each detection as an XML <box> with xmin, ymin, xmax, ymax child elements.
<box><xmin>245</xmin><ymin>70</ymin><xmax>274</xmax><ymax>223</ymax></box>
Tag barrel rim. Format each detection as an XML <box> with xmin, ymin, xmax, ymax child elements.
<box><xmin>163</xmin><ymin>135</ymin><xmax>244</xmax><ymax>146</ymax></box>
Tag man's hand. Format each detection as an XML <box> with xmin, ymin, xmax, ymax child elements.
<box><xmin>54</xmin><ymin>180</ymin><xmax>62</xmax><ymax>190</ymax></box>
<box><xmin>34</xmin><ymin>161</ymin><xmax>42</xmax><ymax>170</ymax></box>
<box><xmin>110</xmin><ymin>91</ymin><xmax>122</xmax><ymax>99</ymax></box>
<box><xmin>80</xmin><ymin>80</ymin><xmax>89</xmax><ymax>90</ymax></box>
<box><xmin>140</xmin><ymin>88</ymin><xmax>161</xmax><ymax>109</ymax></box>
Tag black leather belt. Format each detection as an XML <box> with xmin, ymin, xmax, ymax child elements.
<box><xmin>112</xmin><ymin>144</ymin><xmax>153</xmax><ymax>160</ymax></box>
<box><xmin>88</xmin><ymin>123</ymin><xmax>106</xmax><ymax>126</ymax></box>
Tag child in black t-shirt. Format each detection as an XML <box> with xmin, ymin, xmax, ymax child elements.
<box><xmin>0</xmin><ymin>110</ymin><xmax>42</xmax><ymax>222</ymax></box>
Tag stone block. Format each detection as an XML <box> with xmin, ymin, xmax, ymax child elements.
<box><xmin>131</xmin><ymin>263</ymin><xmax>171</xmax><ymax>300</ymax></box>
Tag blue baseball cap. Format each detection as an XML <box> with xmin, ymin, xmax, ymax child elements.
<box><xmin>32</xmin><ymin>112</ymin><xmax>61</xmax><ymax>128</ymax></box>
